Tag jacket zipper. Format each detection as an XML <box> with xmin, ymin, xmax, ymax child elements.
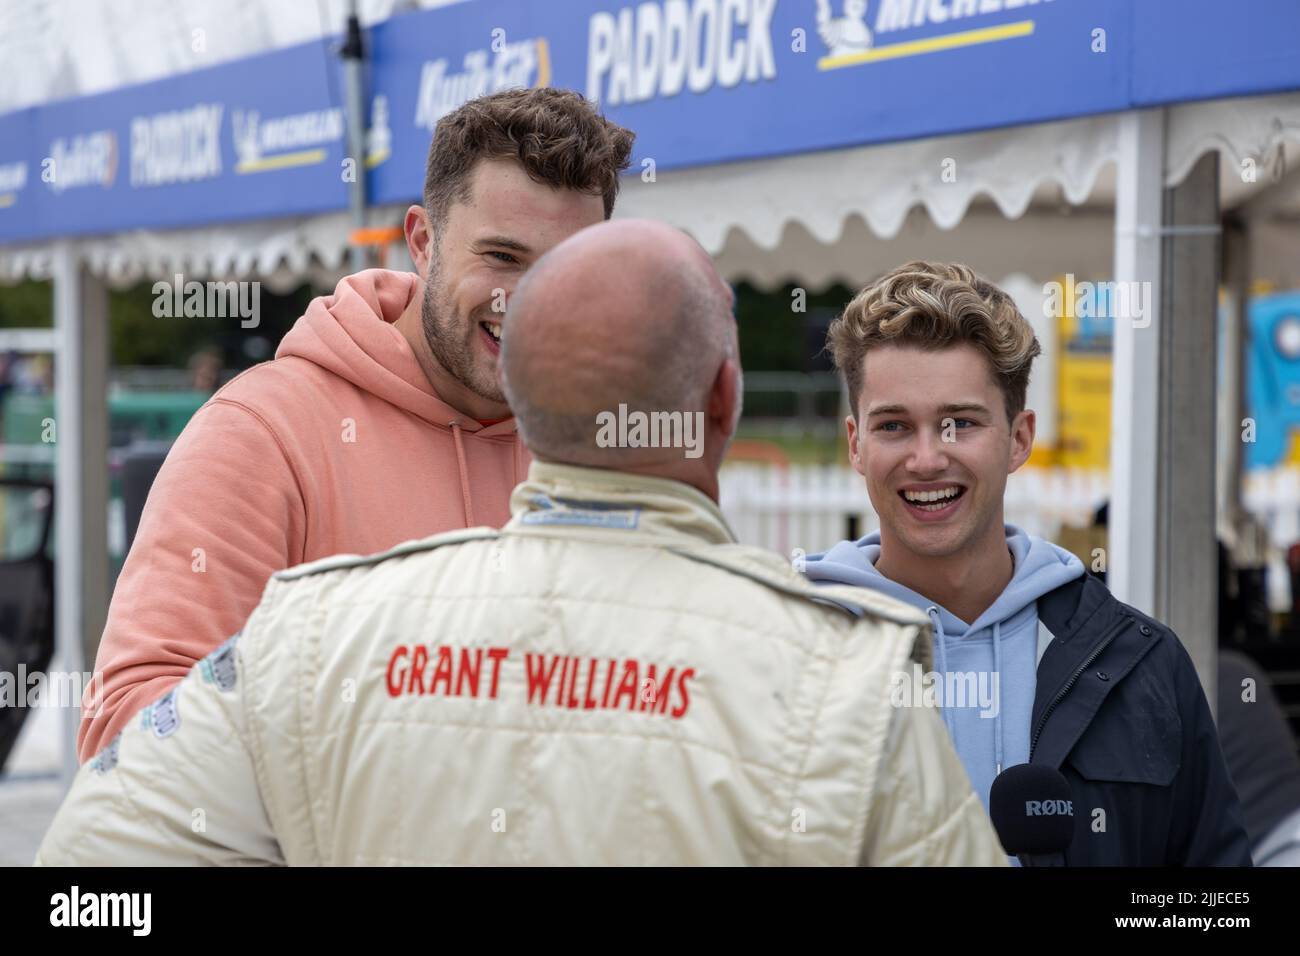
<box><xmin>1029</xmin><ymin>616</ymin><xmax>1131</xmax><ymax>761</ymax></box>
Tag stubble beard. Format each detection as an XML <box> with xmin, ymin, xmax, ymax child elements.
<box><xmin>420</xmin><ymin>257</ymin><xmax>506</xmax><ymax>405</ymax></box>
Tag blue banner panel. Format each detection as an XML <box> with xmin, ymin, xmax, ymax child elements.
<box><xmin>2</xmin><ymin>0</ymin><xmax>1299</xmax><ymax>247</ymax></box>
<box><xmin>1134</xmin><ymin>0</ymin><xmax>1300</xmax><ymax>107</ymax></box>
<box><xmin>367</xmin><ymin>0</ymin><xmax>1134</xmax><ymax>207</ymax></box>
<box><xmin>0</xmin><ymin>39</ymin><xmax>350</xmax><ymax>244</ymax></box>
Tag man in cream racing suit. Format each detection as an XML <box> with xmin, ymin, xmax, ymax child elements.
<box><xmin>37</xmin><ymin>220</ymin><xmax>1006</xmax><ymax>867</ymax></box>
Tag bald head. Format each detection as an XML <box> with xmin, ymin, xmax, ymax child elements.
<box><xmin>501</xmin><ymin>219</ymin><xmax>739</xmax><ymax>472</ymax></box>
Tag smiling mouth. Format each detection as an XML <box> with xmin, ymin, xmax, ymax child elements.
<box><xmin>480</xmin><ymin>321</ymin><xmax>502</xmax><ymax>344</ymax></box>
<box><xmin>899</xmin><ymin>485</ymin><xmax>966</xmax><ymax>513</ymax></box>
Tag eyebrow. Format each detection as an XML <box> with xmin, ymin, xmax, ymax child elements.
<box><xmin>472</xmin><ymin>235</ymin><xmax>532</xmax><ymax>255</ymax></box>
<box><xmin>866</xmin><ymin>402</ymin><xmax>992</xmax><ymax>417</ymax></box>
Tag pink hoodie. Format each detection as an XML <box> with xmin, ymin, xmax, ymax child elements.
<box><xmin>78</xmin><ymin>269</ymin><xmax>529</xmax><ymax>761</ymax></box>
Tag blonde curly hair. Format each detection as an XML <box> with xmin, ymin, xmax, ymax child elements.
<box><xmin>827</xmin><ymin>261</ymin><xmax>1041</xmax><ymax>423</ymax></box>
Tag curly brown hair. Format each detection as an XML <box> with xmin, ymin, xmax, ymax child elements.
<box><xmin>423</xmin><ymin>87</ymin><xmax>635</xmax><ymax>229</ymax></box>
<box><xmin>828</xmin><ymin>261</ymin><xmax>1041</xmax><ymax>424</ymax></box>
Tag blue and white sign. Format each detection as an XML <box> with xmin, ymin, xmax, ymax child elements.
<box><xmin>2</xmin><ymin>0</ymin><xmax>1299</xmax><ymax>245</ymax></box>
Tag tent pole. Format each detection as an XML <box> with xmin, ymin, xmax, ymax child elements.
<box><xmin>1156</xmin><ymin>150</ymin><xmax>1222</xmax><ymax>704</ymax></box>
<box><xmin>1112</xmin><ymin>111</ymin><xmax>1223</xmax><ymax>701</ymax></box>
<box><xmin>52</xmin><ymin>242</ymin><xmax>110</xmax><ymax>782</ymax></box>
<box><xmin>1220</xmin><ymin>216</ymin><xmax>1250</xmax><ymax>539</ymax></box>
<box><xmin>341</xmin><ymin>1</ymin><xmax>368</xmax><ymax>273</ymax></box>
<box><xmin>1110</xmin><ymin>110</ymin><xmax>1165</xmax><ymax>618</ymax></box>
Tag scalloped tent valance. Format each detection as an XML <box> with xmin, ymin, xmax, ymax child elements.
<box><xmin>2</xmin><ymin>92</ymin><xmax>1298</xmax><ymax>290</ymax></box>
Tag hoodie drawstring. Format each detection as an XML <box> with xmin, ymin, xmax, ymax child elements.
<box><xmin>929</xmin><ymin>607</ymin><xmax>1006</xmax><ymax>779</ymax></box>
<box><xmin>449</xmin><ymin>422</ymin><xmax>475</xmax><ymax>526</ymax></box>
<box><xmin>993</xmin><ymin>620</ymin><xmax>1004</xmax><ymax>777</ymax></box>
<box><xmin>927</xmin><ymin>607</ymin><xmax>955</xmax><ymax>746</ymax></box>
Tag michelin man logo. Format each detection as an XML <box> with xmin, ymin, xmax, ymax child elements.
<box><xmin>90</xmin><ymin>734</ymin><xmax>122</xmax><ymax>775</ymax></box>
<box><xmin>816</xmin><ymin>0</ymin><xmax>872</xmax><ymax>56</ymax></box>
<box><xmin>141</xmin><ymin>687</ymin><xmax>181</xmax><ymax>740</ymax></box>
<box><xmin>200</xmin><ymin>632</ymin><xmax>239</xmax><ymax>693</ymax></box>
<box><xmin>232</xmin><ymin>110</ymin><xmax>262</xmax><ymax>167</ymax></box>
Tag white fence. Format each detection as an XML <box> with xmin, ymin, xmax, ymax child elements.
<box><xmin>1245</xmin><ymin>468</ymin><xmax>1300</xmax><ymax>562</ymax></box>
<box><xmin>718</xmin><ymin>464</ymin><xmax>1111</xmax><ymax>559</ymax></box>
<box><xmin>719</xmin><ymin>463</ymin><xmax>1300</xmax><ymax>611</ymax></box>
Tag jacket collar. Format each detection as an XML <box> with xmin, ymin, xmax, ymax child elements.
<box><xmin>505</xmin><ymin>460</ymin><xmax>736</xmax><ymax>548</ymax></box>
<box><xmin>1036</xmin><ymin>571</ymin><xmax>1104</xmax><ymax>642</ymax></box>
<box><xmin>1031</xmin><ymin>573</ymin><xmax>1160</xmax><ymax>767</ymax></box>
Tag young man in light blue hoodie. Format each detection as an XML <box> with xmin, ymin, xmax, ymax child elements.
<box><xmin>802</xmin><ymin>261</ymin><xmax>1250</xmax><ymax>866</ymax></box>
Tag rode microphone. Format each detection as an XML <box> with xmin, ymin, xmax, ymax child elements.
<box><xmin>988</xmin><ymin>763</ymin><xmax>1074</xmax><ymax>866</ymax></box>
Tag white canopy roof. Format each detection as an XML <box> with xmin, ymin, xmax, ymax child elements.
<box><xmin>618</xmin><ymin>91</ymin><xmax>1300</xmax><ymax>288</ymax></box>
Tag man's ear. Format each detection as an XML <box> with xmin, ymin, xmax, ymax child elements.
<box><xmin>1008</xmin><ymin>408</ymin><xmax>1036</xmax><ymax>473</ymax></box>
<box><xmin>709</xmin><ymin>358</ymin><xmax>740</xmax><ymax>439</ymax></box>
<box><xmin>404</xmin><ymin>204</ymin><xmax>435</xmax><ymax>277</ymax></box>
<box><xmin>846</xmin><ymin>413</ymin><xmax>866</xmax><ymax>478</ymax></box>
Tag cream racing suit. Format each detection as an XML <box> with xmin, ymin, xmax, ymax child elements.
<box><xmin>37</xmin><ymin>461</ymin><xmax>1006</xmax><ymax>866</ymax></box>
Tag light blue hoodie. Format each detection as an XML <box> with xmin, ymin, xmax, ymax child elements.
<box><xmin>803</xmin><ymin>525</ymin><xmax>1084</xmax><ymax>820</ymax></box>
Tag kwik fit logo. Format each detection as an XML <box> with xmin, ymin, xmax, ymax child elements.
<box><xmin>414</xmin><ymin>35</ymin><xmax>551</xmax><ymax>131</ymax></box>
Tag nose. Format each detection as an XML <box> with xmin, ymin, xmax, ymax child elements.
<box><xmin>906</xmin><ymin>426</ymin><xmax>951</xmax><ymax>476</ymax></box>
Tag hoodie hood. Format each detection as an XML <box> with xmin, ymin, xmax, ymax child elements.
<box><xmin>274</xmin><ymin>267</ymin><xmax>526</xmax><ymax>526</ymax></box>
<box><xmin>804</xmin><ymin>525</ymin><xmax>1085</xmax><ymax>635</ymax></box>
<box><xmin>276</xmin><ymin>268</ymin><xmax>518</xmax><ymax>438</ymax></box>
<box><xmin>805</xmin><ymin>525</ymin><xmax>1085</xmax><ymax>834</ymax></box>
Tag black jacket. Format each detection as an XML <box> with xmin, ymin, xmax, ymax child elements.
<box><xmin>1032</xmin><ymin>572</ymin><xmax>1252</xmax><ymax>866</ymax></box>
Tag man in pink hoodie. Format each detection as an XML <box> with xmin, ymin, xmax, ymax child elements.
<box><xmin>78</xmin><ymin>88</ymin><xmax>635</xmax><ymax>761</ymax></box>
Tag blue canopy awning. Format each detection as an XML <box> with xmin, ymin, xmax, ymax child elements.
<box><xmin>2</xmin><ymin>0</ymin><xmax>1299</xmax><ymax>248</ymax></box>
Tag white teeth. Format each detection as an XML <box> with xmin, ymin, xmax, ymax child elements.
<box><xmin>903</xmin><ymin>486</ymin><xmax>961</xmax><ymax>503</ymax></box>
<box><xmin>483</xmin><ymin>322</ymin><xmax>502</xmax><ymax>341</ymax></box>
